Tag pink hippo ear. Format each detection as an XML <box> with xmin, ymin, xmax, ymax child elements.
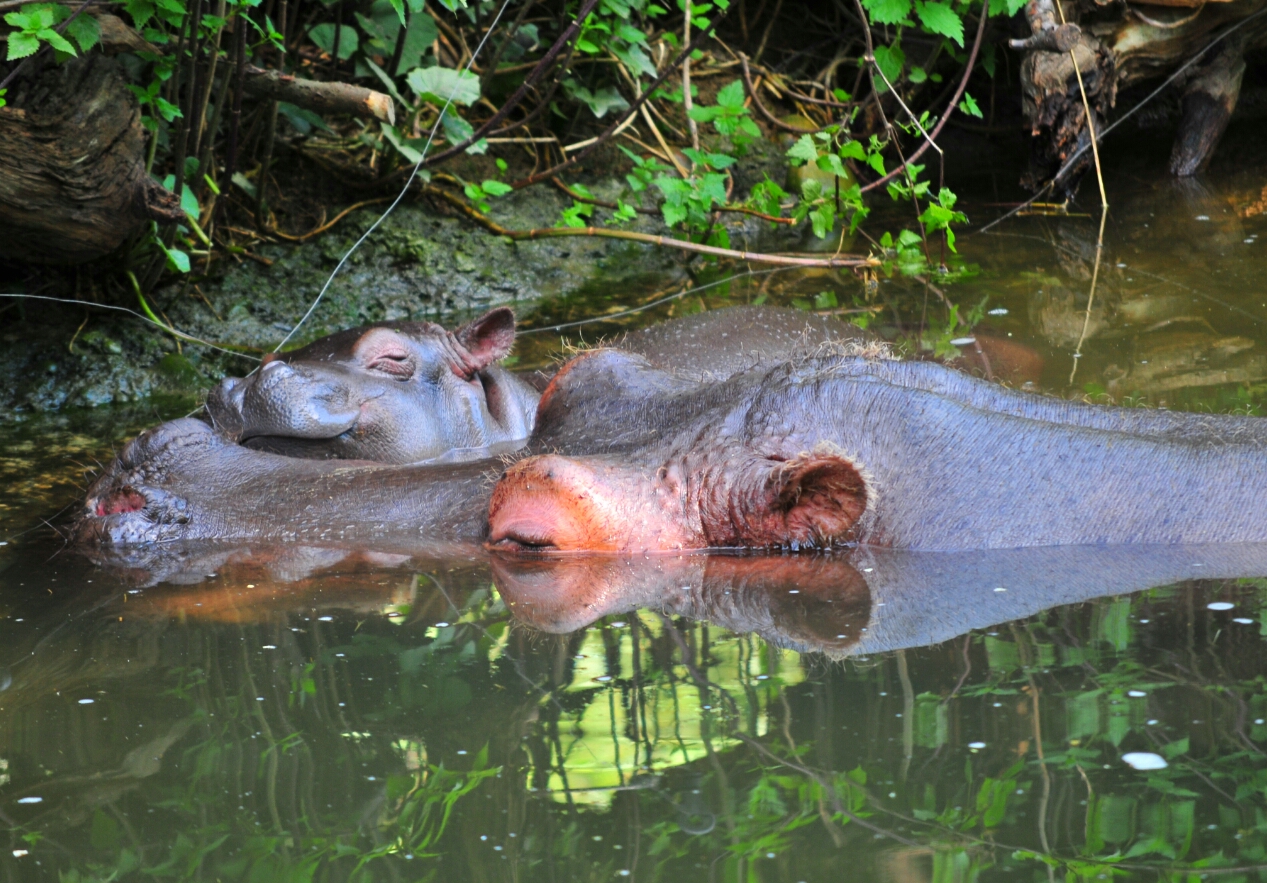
<box><xmin>454</xmin><ymin>307</ymin><xmax>516</xmax><ymax>371</ymax></box>
<box><xmin>731</xmin><ymin>454</ymin><xmax>870</xmax><ymax>548</ymax></box>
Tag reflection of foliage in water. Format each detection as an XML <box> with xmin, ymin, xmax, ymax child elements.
<box><xmin>8</xmin><ymin>573</ymin><xmax>1267</xmax><ymax>880</ymax></box>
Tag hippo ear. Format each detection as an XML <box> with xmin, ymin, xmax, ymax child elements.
<box><xmin>740</xmin><ymin>454</ymin><xmax>869</xmax><ymax>548</ymax></box>
<box><xmin>454</xmin><ymin>307</ymin><xmax>516</xmax><ymax>370</ymax></box>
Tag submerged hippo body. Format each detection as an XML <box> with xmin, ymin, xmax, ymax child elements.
<box><xmin>489</xmin><ymin>349</ymin><xmax>1267</xmax><ymax>552</ymax></box>
<box><xmin>80</xmin><ymin>344</ymin><xmax>1267</xmax><ymax>551</ymax></box>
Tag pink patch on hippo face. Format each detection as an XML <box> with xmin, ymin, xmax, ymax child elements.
<box><xmin>95</xmin><ymin>488</ymin><xmax>146</xmax><ymax>517</ymax></box>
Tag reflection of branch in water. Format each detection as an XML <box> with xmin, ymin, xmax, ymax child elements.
<box><xmin>1069</xmin><ymin>206</ymin><xmax>1108</xmax><ymax>386</ymax></box>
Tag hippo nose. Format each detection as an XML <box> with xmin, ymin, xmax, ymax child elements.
<box><xmin>261</xmin><ymin>358</ymin><xmax>291</xmax><ymax>374</ymax></box>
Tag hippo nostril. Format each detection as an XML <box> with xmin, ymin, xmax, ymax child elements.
<box><xmin>94</xmin><ymin>488</ymin><xmax>146</xmax><ymax>517</ymax></box>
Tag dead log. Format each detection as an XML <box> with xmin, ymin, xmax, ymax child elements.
<box><xmin>0</xmin><ymin>54</ymin><xmax>183</xmax><ymax>266</ymax></box>
<box><xmin>1169</xmin><ymin>33</ymin><xmax>1246</xmax><ymax>175</ymax></box>
<box><xmin>242</xmin><ymin>66</ymin><xmax>395</xmax><ymax>125</ymax></box>
<box><xmin>1015</xmin><ymin>0</ymin><xmax>1267</xmax><ymax>190</ymax></box>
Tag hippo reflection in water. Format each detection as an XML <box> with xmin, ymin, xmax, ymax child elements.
<box><xmin>79</xmin><ymin>330</ymin><xmax>1267</xmax><ymax>551</ymax></box>
<box><xmin>80</xmin><ymin>540</ymin><xmax>1267</xmax><ymax>659</ymax></box>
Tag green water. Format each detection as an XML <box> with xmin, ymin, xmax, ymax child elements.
<box><xmin>4</xmin><ymin>120</ymin><xmax>1267</xmax><ymax>881</ymax></box>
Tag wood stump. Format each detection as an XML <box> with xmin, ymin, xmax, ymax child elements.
<box><xmin>0</xmin><ymin>54</ymin><xmax>183</xmax><ymax>266</ymax></box>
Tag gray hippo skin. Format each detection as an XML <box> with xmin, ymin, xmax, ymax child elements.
<box><xmin>206</xmin><ymin>305</ymin><xmax>872</xmax><ymax>464</ymax></box>
<box><xmin>79</xmin><ymin>343</ymin><xmax>1267</xmax><ymax>550</ymax></box>
<box><xmin>488</xmin><ymin>349</ymin><xmax>1267</xmax><ymax>552</ymax></box>
<box><xmin>207</xmin><ymin>307</ymin><xmax>540</xmax><ymax>463</ymax></box>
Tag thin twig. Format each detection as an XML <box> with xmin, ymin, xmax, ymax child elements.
<box><xmin>426</xmin><ymin>185</ymin><xmax>872</xmax><ymax>266</ymax></box>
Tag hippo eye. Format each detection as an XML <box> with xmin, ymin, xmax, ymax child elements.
<box><xmin>489</xmin><ymin>531</ymin><xmax>558</xmax><ymax>553</ymax></box>
<box><xmin>367</xmin><ymin>352</ymin><xmax>415</xmax><ymax>379</ymax></box>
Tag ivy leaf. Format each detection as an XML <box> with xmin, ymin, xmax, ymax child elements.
<box><xmin>407</xmin><ymin>66</ymin><xmax>481</xmax><ymax>106</ymax></box>
<box><xmin>786</xmin><ymin>134</ymin><xmax>819</xmax><ymax>166</ymax></box>
<box><xmin>958</xmin><ymin>91</ymin><xmax>983</xmax><ymax>118</ymax></box>
<box><xmin>862</xmin><ymin>0</ymin><xmax>911</xmax><ymax>25</ymax></box>
<box><xmin>6</xmin><ymin>31</ymin><xmax>39</xmax><ymax>60</ymax></box>
<box><xmin>914</xmin><ymin>1</ymin><xmax>963</xmax><ymax>45</ymax></box>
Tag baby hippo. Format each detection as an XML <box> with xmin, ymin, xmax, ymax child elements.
<box><xmin>207</xmin><ymin>307</ymin><xmax>539</xmax><ymax>463</ymax></box>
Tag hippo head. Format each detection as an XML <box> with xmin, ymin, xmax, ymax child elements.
<box><xmin>487</xmin><ymin>448</ymin><xmax>871</xmax><ymax>554</ymax></box>
<box><xmin>207</xmin><ymin>308</ymin><xmax>537</xmax><ymax>463</ymax></box>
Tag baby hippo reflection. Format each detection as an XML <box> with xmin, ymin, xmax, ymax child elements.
<box><xmin>490</xmin><ymin>553</ymin><xmax>872</xmax><ymax>656</ymax></box>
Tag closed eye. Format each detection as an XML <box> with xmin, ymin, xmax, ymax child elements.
<box><xmin>489</xmin><ymin>530</ymin><xmax>558</xmax><ymax>553</ymax></box>
<box><xmin>367</xmin><ymin>352</ymin><xmax>415</xmax><ymax>379</ymax></box>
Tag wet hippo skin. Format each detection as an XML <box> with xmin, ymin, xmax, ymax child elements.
<box><xmin>488</xmin><ymin>349</ymin><xmax>1267</xmax><ymax>552</ymax></box>
<box><xmin>79</xmin><ymin>345</ymin><xmax>1267</xmax><ymax>551</ymax></box>
<box><xmin>207</xmin><ymin>307</ymin><xmax>540</xmax><ymax>464</ymax></box>
<box><xmin>204</xmin><ymin>305</ymin><xmax>1037</xmax><ymax>465</ymax></box>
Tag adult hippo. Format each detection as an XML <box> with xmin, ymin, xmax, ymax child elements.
<box><xmin>78</xmin><ymin>344</ymin><xmax>1267</xmax><ymax>551</ymax></box>
<box><xmin>487</xmin><ymin>349</ymin><xmax>1267</xmax><ymax>552</ymax></box>
<box><xmin>204</xmin><ymin>305</ymin><xmax>1033</xmax><ymax>465</ymax></box>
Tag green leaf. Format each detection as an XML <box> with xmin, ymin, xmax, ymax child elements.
<box><xmin>988</xmin><ymin>0</ymin><xmax>1026</xmax><ymax>15</ymax></box>
<box><xmin>715</xmin><ymin>79</ymin><xmax>745</xmax><ymax>108</ymax></box>
<box><xmin>161</xmin><ymin>174</ymin><xmax>200</xmax><ymax>220</ymax></box>
<box><xmin>381</xmin><ymin>122</ymin><xmax>425</xmax><ymax>163</ymax></box>
<box><xmin>786</xmin><ymin>134</ymin><xmax>819</xmax><ymax>166</ymax></box>
<box><xmin>308</xmin><ymin>22</ymin><xmax>358</xmax><ymax>60</ymax></box>
<box><xmin>1160</xmin><ymin>737</ymin><xmax>1190</xmax><ymax>759</ymax></box>
<box><xmin>65</xmin><ymin>14</ymin><xmax>100</xmax><ymax>52</ymax></box>
<box><xmin>915</xmin><ymin>1</ymin><xmax>963</xmax><ymax>45</ymax></box>
<box><xmin>839</xmin><ymin>140</ymin><xmax>866</xmax><ymax>161</ymax></box>
<box><xmin>481</xmin><ymin>180</ymin><xmax>512</xmax><ymax>197</ymax></box>
<box><xmin>6</xmin><ymin>31</ymin><xmax>39</xmax><ymax>60</ymax></box>
<box><xmin>816</xmin><ymin>153</ymin><xmax>848</xmax><ymax>178</ymax></box>
<box><xmin>563</xmin><ymin>81</ymin><xmax>629</xmax><ymax>118</ymax></box>
<box><xmin>386</xmin><ymin>0</ymin><xmax>405</xmax><ymax>26</ymax></box>
<box><xmin>867</xmin><ymin>151</ymin><xmax>886</xmax><ymax>176</ymax></box>
<box><xmin>407</xmin><ymin>65</ymin><xmax>481</xmax><ymax>106</ymax></box>
<box><xmin>908</xmin><ymin>65</ymin><xmax>927</xmax><ymax>84</ymax></box>
<box><xmin>958</xmin><ymin>91</ymin><xmax>983</xmax><ymax>118</ymax></box>
<box><xmin>40</xmin><ymin>27</ymin><xmax>77</xmax><ymax>56</ymax></box>
<box><xmin>872</xmin><ymin>43</ymin><xmax>905</xmax><ymax>90</ymax></box>
<box><xmin>862</xmin><ymin>0</ymin><xmax>911</xmax><ymax>25</ymax></box>
<box><xmin>165</xmin><ymin>246</ymin><xmax>191</xmax><ymax>274</ymax></box>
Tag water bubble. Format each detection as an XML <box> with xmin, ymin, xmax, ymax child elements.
<box><xmin>1234</xmin><ymin>618</ymin><xmax>1254</xmax><ymax>624</ymax></box>
<box><xmin>78</xmin><ymin>698</ymin><xmax>94</xmax><ymax>705</ymax></box>
<box><xmin>456</xmin><ymin>750</ymin><xmax>468</xmax><ymax>755</ymax></box>
<box><xmin>1122</xmin><ymin>752</ymin><xmax>1168</xmax><ymax>770</ymax></box>
<box><xmin>610</xmin><ymin>621</ymin><xmax>627</xmax><ymax>627</ymax></box>
<box><xmin>435</xmin><ymin>622</ymin><xmax>449</xmax><ymax>628</ymax></box>
<box><xmin>1208</xmin><ymin>602</ymin><xmax>1235</xmax><ymax>611</ymax></box>
<box><xmin>968</xmin><ymin>742</ymin><xmax>986</xmax><ymax>749</ymax></box>
<box><xmin>1195</xmin><ymin>215</ymin><xmax>1210</xmax><ymax>221</ymax></box>
<box><xmin>262</xmin><ymin>645</ymin><xmax>276</xmax><ymax>650</ymax></box>
<box><xmin>987</xmin><ymin>308</ymin><xmax>1009</xmax><ymax>316</ymax></box>
<box><xmin>318</xmin><ymin>616</ymin><xmax>334</xmax><ymax>622</ymax></box>
<box><xmin>16</xmin><ymin>797</ymin><xmax>41</xmax><ymax>804</ymax></box>
<box><xmin>1127</xmin><ymin>690</ymin><xmax>1147</xmax><ymax>698</ymax></box>
<box><xmin>993</xmin><ymin>587</ymin><xmax>1006</xmax><ymax>593</ymax></box>
<box><xmin>11</xmin><ymin>850</ymin><xmax>27</xmax><ymax>857</ymax></box>
<box><xmin>950</xmin><ymin>337</ymin><xmax>976</xmax><ymax>346</ymax></box>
